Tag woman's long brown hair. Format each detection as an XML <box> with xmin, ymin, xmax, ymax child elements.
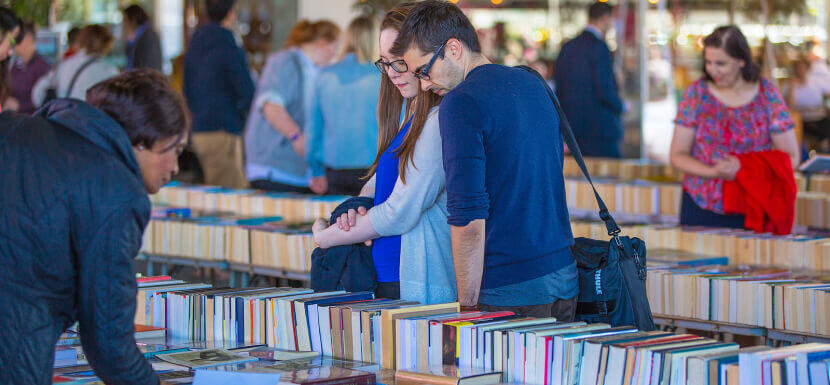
<box><xmin>365</xmin><ymin>2</ymin><xmax>442</xmax><ymax>184</ymax></box>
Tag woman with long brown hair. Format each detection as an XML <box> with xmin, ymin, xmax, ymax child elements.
<box><xmin>244</xmin><ymin>19</ymin><xmax>341</xmax><ymax>193</ymax></box>
<box><xmin>312</xmin><ymin>2</ymin><xmax>455</xmax><ymax>304</ymax></box>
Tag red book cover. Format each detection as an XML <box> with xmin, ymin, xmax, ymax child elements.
<box><xmin>614</xmin><ymin>334</ymin><xmax>700</xmax><ymax>348</ymax></box>
<box><xmin>137</xmin><ymin>276</ymin><xmax>172</xmax><ymax>283</ymax></box>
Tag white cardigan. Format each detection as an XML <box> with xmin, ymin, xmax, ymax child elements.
<box><xmin>366</xmin><ymin>107</ymin><xmax>457</xmax><ymax>304</ymax></box>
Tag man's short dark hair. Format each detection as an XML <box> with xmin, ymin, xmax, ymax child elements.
<box><xmin>67</xmin><ymin>26</ymin><xmax>80</xmax><ymax>45</ymax></box>
<box><xmin>205</xmin><ymin>0</ymin><xmax>235</xmax><ymax>23</ymax></box>
<box><xmin>122</xmin><ymin>4</ymin><xmax>150</xmax><ymax>26</ymax></box>
<box><xmin>588</xmin><ymin>2</ymin><xmax>613</xmax><ymax>21</ymax></box>
<box><xmin>390</xmin><ymin>0</ymin><xmax>480</xmax><ymax>58</ymax></box>
<box><xmin>86</xmin><ymin>69</ymin><xmax>190</xmax><ymax>150</ymax></box>
<box><xmin>20</xmin><ymin>21</ymin><xmax>36</xmax><ymax>39</ymax></box>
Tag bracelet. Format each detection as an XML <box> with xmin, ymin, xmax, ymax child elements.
<box><xmin>289</xmin><ymin>131</ymin><xmax>302</xmax><ymax>142</ymax></box>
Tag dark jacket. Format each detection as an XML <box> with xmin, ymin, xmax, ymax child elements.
<box><xmin>183</xmin><ymin>23</ymin><xmax>255</xmax><ymax>135</ymax></box>
<box><xmin>127</xmin><ymin>24</ymin><xmax>162</xmax><ymax>71</ymax></box>
<box><xmin>554</xmin><ymin>30</ymin><xmax>624</xmax><ymax>156</ymax></box>
<box><xmin>0</xmin><ymin>99</ymin><xmax>157</xmax><ymax>385</ymax></box>
<box><xmin>310</xmin><ymin>197</ymin><xmax>377</xmax><ymax>292</ymax></box>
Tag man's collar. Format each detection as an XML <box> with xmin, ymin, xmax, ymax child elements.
<box><xmin>585</xmin><ymin>25</ymin><xmax>604</xmax><ymax>40</ymax></box>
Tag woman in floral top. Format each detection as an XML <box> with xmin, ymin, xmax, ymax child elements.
<box><xmin>669</xmin><ymin>26</ymin><xmax>800</xmax><ymax>228</ymax></box>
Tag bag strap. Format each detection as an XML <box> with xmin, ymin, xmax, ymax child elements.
<box><xmin>66</xmin><ymin>56</ymin><xmax>99</xmax><ymax>98</ymax></box>
<box><xmin>516</xmin><ymin>65</ymin><xmax>621</xmax><ymax>237</ymax></box>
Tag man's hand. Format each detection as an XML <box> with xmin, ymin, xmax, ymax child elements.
<box><xmin>310</xmin><ymin>176</ymin><xmax>328</xmax><ymax>195</ymax></box>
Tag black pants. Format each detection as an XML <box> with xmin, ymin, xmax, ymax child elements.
<box><xmin>679</xmin><ymin>191</ymin><xmax>745</xmax><ymax>229</ymax></box>
<box><xmin>479</xmin><ymin>297</ymin><xmax>577</xmax><ymax>321</ymax></box>
<box><xmin>575</xmin><ymin>136</ymin><xmax>622</xmax><ymax>158</ymax></box>
<box><xmin>375</xmin><ymin>281</ymin><xmax>400</xmax><ymax>300</ymax></box>
<box><xmin>325</xmin><ymin>168</ymin><xmax>369</xmax><ymax>196</ymax></box>
<box><xmin>250</xmin><ymin>179</ymin><xmax>312</xmax><ymax>194</ymax></box>
<box><xmin>804</xmin><ymin>117</ymin><xmax>830</xmax><ymax>140</ymax></box>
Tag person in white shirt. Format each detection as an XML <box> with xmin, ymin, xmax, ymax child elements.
<box><xmin>32</xmin><ymin>25</ymin><xmax>119</xmax><ymax>107</ymax></box>
<box><xmin>785</xmin><ymin>58</ymin><xmax>830</xmax><ymax>152</ymax></box>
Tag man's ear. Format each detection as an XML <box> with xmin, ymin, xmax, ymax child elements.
<box><xmin>446</xmin><ymin>38</ymin><xmax>464</xmax><ymax>60</ymax></box>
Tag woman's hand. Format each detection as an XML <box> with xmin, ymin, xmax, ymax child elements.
<box><xmin>335</xmin><ymin>207</ymin><xmax>372</xmax><ymax>246</ymax></box>
<box><xmin>336</xmin><ymin>207</ymin><xmax>369</xmax><ymax>231</ymax></box>
<box><xmin>310</xmin><ymin>176</ymin><xmax>328</xmax><ymax>195</ymax></box>
<box><xmin>712</xmin><ymin>156</ymin><xmax>741</xmax><ymax>180</ymax></box>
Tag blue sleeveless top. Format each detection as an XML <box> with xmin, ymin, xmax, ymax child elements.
<box><xmin>371</xmin><ymin>116</ymin><xmax>412</xmax><ymax>282</ymax></box>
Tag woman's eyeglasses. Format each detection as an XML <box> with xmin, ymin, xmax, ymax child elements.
<box><xmin>374</xmin><ymin>59</ymin><xmax>408</xmax><ymax>74</ymax></box>
<box><xmin>5</xmin><ymin>32</ymin><xmax>16</xmax><ymax>48</ymax></box>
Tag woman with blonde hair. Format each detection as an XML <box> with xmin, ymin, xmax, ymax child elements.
<box><xmin>312</xmin><ymin>3</ymin><xmax>455</xmax><ymax>304</ymax></box>
<box><xmin>244</xmin><ymin>19</ymin><xmax>341</xmax><ymax>193</ymax></box>
<box><xmin>33</xmin><ymin>24</ymin><xmax>119</xmax><ymax>105</ymax></box>
<box><xmin>306</xmin><ymin>16</ymin><xmax>381</xmax><ymax>195</ymax></box>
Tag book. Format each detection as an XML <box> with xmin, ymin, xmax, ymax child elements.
<box><xmin>232</xmin><ymin>346</ymin><xmax>320</xmax><ymax>361</ymax></box>
<box><xmin>395</xmin><ymin>365</ymin><xmax>503</xmax><ymax>385</ymax></box>
<box><xmin>156</xmin><ymin>348</ymin><xmax>258</xmax><ymax>369</ymax></box>
<box><xmin>277</xmin><ymin>366</ymin><xmax>376</xmax><ymax>384</ymax></box>
<box><xmin>380</xmin><ymin>303</ymin><xmax>460</xmax><ymax>369</ymax></box>
<box><xmin>135</xmin><ymin>324</ymin><xmax>165</xmax><ymax>339</ymax></box>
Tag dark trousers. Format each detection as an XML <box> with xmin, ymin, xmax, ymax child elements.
<box><xmin>479</xmin><ymin>297</ymin><xmax>577</xmax><ymax>321</ymax></box>
<box><xmin>575</xmin><ymin>136</ymin><xmax>622</xmax><ymax>158</ymax></box>
<box><xmin>679</xmin><ymin>191</ymin><xmax>745</xmax><ymax>229</ymax></box>
<box><xmin>250</xmin><ymin>179</ymin><xmax>312</xmax><ymax>194</ymax></box>
<box><xmin>325</xmin><ymin>168</ymin><xmax>369</xmax><ymax>196</ymax></box>
<box><xmin>375</xmin><ymin>281</ymin><xmax>400</xmax><ymax>300</ymax></box>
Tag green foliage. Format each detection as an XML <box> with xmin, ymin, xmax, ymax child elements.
<box><xmin>1</xmin><ymin>0</ymin><xmax>51</xmax><ymax>26</ymax></box>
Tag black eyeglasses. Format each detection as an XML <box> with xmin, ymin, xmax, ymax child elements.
<box><xmin>413</xmin><ymin>42</ymin><xmax>447</xmax><ymax>81</ymax></box>
<box><xmin>374</xmin><ymin>58</ymin><xmax>408</xmax><ymax>74</ymax></box>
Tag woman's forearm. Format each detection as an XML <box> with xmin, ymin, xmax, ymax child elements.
<box><xmin>670</xmin><ymin>152</ymin><xmax>717</xmax><ymax>179</ymax></box>
<box><xmin>262</xmin><ymin>102</ymin><xmax>302</xmax><ymax>137</ymax></box>
<box><xmin>313</xmin><ymin>213</ymin><xmax>380</xmax><ymax>249</ymax></box>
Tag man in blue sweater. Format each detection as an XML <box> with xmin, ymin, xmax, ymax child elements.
<box><xmin>391</xmin><ymin>0</ymin><xmax>577</xmax><ymax>319</ymax></box>
<box><xmin>183</xmin><ymin>0</ymin><xmax>254</xmax><ymax>188</ymax></box>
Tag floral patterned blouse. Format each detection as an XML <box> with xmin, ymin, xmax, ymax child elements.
<box><xmin>673</xmin><ymin>78</ymin><xmax>794</xmax><ymax>213</ymax></box>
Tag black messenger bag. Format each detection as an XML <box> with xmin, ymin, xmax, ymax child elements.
<box><xmin>517</xmin><ymin>65</ymin><xmax>656</xmax><ymax>331</ymax></box>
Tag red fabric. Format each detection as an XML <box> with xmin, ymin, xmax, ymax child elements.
<box><xmin>722</xmin><ymin>150</ymin><xmax>796</xmax><ymax>235</ymax></box>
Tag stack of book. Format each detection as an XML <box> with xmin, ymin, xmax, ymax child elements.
<box><xmin>647</xmin><ymin>264</ymin><xmax>830</xmax><ymax>333</ymax></box>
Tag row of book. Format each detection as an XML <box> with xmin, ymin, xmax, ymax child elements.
<box><xmin>565</xmin><ymin>178</ymin><xmax>682</xmax><ymax>217</ymax></box>
<box><xmin>131</xmin><ymin>277</ymin><xmax>830</xmax><ymax>385</ymax></box>
<box><xmin>647</xmin><ymin>264</ymin><xmax>830</xmax><ymax>334</ymax></box>
<box><xmin>572</xmin><ymin>223</ymin><xmax>830</xmax><ymax>271</ymax></box>
<box><xmin>140</xmin><ymin>208</ymin><xmax>315</xmax><ymax>271</ymax></box>
<box><xmin>562</xmin><ymin>157</ymin><xmax>680</xmax><ymax>182</ymax></box>
<box><xmin>150</xmin><ymin>182</ymin><xmax>348</xmax><ymax>223</ymax></box>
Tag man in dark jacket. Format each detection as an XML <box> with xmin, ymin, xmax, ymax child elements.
<box><xmin>183</xmin><ymin>0</ymin><xmax>254</xmax><ymax>188</ymax></box>
<box><xmin>0</xmin><ymin>69</ymin><xmax>188</xmax><ymax>385</ymax></box>
<box><xmin>554</xmin><ymin>2</ymin><xmax>625</xmax><ymax>158</ymax></box>
<box><xmin>123</xmin><ymin>4</ymin><xmax>163</xmax><ymax>71</ymax></box>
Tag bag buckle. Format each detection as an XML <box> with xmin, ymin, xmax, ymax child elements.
<box><xmin>633</xmin><ymin>247</ymin><xmax>646</xmax><ymax>280</ymax></box>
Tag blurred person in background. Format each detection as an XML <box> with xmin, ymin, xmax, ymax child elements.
<box><xmin>555</xmin><ymin>1</ymin><xmax>625</xmax><ymax>158</ymax></box>
<box><xmin>63</xmin><ymin>26</ymin><xmax>81</xmax><ymax>59</ymax></box>
<box><xmin>183</xmin><ymin>0</ymin><xmax>255</xmax><ymax>188</ymax></box>
<box><xmin>0</xmin><ymin>6</ymin><xmax>20</xmax><ymax>113</ymax></box>
<box><xmin>785</xmin><ymin>58</ymin><xmax>830</xmax><ymax>153</ymax></box>
<box><xmin>244</xmin><ymin>19</ymin><xmax>340</xmax><ymax>193</ymax></box>
<box><xmin>10</xmin><ymin>21</ymin><xmax>51</xmax><ymax>114</ymax></box>
<box><xmin>670</xmin><ymin>26</ymin><xmax>799</xmax><ymax>228</ymax></box>
<box><xmin>306</xmin><ymin>16</ymin><xmax>381</xmax><ymax>195</ymax></box>
<box><xmin>122</xmin><ymin>4</ymin><xmax>162</xmax><ymax>71</ymax></box>
<box><xmin>32</xmin><ymin>24</ymin><xmax>118</xmax><ymax>105</ymax></box>
<box><xmin>312</xmin><ymin>2</ymin><xmax>455</xmax><ymax>304</ymax></box>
